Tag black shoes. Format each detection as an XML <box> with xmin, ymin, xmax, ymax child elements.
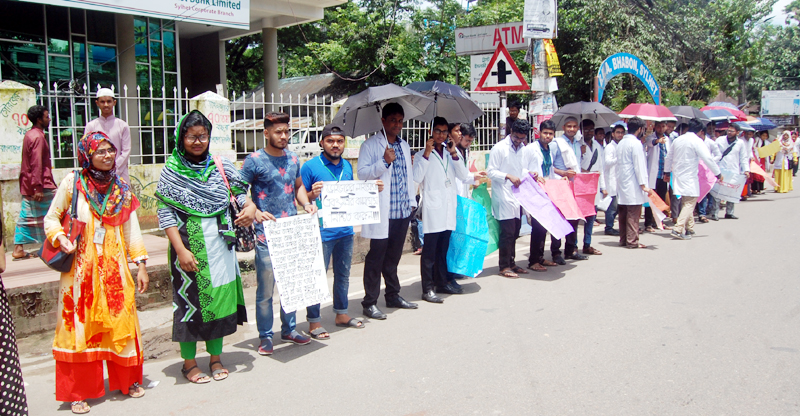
<box><xmin>566</xmin><ymin>253</ymin><xmax>589</xmax><ymax>260</ymax></box>
<box><xmin>386</xmin><ymin>295</ymin><xmax>418</xmax><ymax>309</ymax></box>
<box><xmin>362</xmin><ymin>305</ymin><xmax>387</xmax><ymax>320</ymax></box>
<box><xmin>725</xmin><ymin>214</ymin><xmax>738</xmax><ymax>219</ymax></box>
<box><xmin>435</xmin><ymin>283</ymin><xmax>464</xmax><ymax>295</ymax></box>
<box><xmin>604</xmin><ymin>229</ymin><xmax>620</xmax><ymax>236</ymax></box>
<box><xmin>422</xmin><ymin>290</ymin><xmax>444</xmax><ymax>303</ymax></box>
<box><xmin>553</xmin><ymin>255</ymin><xmax>566</xmax><ymax>265</ymax></box>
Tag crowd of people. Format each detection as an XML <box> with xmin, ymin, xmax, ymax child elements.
<box><xmin>1</xmin><ymin>92</ymin><xmax>796</xmax><ymax>414</ymax></box>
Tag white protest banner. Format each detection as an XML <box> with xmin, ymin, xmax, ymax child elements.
<box><xmin>320</xmin><ymin>181</ymin><xmax>381</xmax><ymax>228</ymax></box>
<box><xmin>710</xmin><ymin>169</ymin><xmax>747</xmax><ymax>203</ymax></box>
<box><xmin>263</xmin><ymin>214</ymin><xmax>331</xmax><ymax>314</ymax></box>
<box><xmin>21</xmin><ymin>0</ymin><xmax>250</xmax><ymax>29</ymax></box>
<box><xmin>522</xmin><ymin>0</ymin><xmax>557</xmax><ymax>39</ymax></box>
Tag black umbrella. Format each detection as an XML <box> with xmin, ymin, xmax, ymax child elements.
<box><xmin>668</xmin><ymin>106</ymin><xmax>710</xmax><ymax>124</ymax></box>
<box><xmin>405</xmin><ymin>81</ymin><xmax>484</xmax><ymax>123</ymax></box>
<box><xmin>549</xmin><ymin>101</ymin><xmax>620</xmax><ymax>129</ymax></box>
<box><xmin>331</xmin><ymin>84</ymin><xmax>433</xmax><ymax>137</ymax></box>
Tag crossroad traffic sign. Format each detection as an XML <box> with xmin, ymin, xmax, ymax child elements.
<box><xmin>475</xmin><ymin>41</ymin><xmax>530</xmax><ymax>92</ymax></box>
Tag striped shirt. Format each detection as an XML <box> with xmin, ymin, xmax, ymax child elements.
<box><xmin>388</xmin><ymin>138</ymin><xmax>412</xmax><ymax>219</ymax></box>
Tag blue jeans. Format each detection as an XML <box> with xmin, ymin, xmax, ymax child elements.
<box><xmin>583</xmin><ymin>214</ymin><xmax>596</xmax><ymax>248</ymax></box>
<box><xmin>605</xmin><ymin>196</ymin><xmax>618</xmax><ymax>232</ymax></box>
<box><xmin>698</xmin><ymin>194</ymin><xmax>716</xmax><ymax>216</ymax></box>
<box><xmin>255</xmin><ymin>240</ymin><xmax>296</xmax><ymax>339</ymax></box>
<box><xmin>305</xmin><ymin>235</ymin><xmax>354</xmax><ymax>321</ymax></box>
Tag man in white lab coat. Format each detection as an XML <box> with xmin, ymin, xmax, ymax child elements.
<box><xmin>602</xmin><ymin>122</ymin><xmax>626</xmax><ymax>236</ymax></box>
<box><xmin>579</xmin><ymin>119</ymin><xmax>604</xmax><ymax>256</ymax></box>
<box><xmin>715</xmin><ymin>124</ymin><xmax>750</xmax><ymax>219</ymax></box>
<box><xmin>615</xmin><ymin>117</ymin><xmax>651</xmax><ymax>249</ymax></box>
<box><xmin>453</xmin><ymin>123</ymin><xmax>486</xmax><ymax>199</ymax></box>
<box><xmin>644</xmin><ymin>121</ymin><xmax>671</xmax><ymax>230</ymax></box>
<box><xmin>413</xmin><ymin>117</ymin><xmax>472</xmax><ymax>303</ymax></box>
<box><xmin>698</xmin><ymin>122</ymin><xmax>723</xmax><ymax>222</ymax></box>
<box><xmin>663</xmin><ymin>119</ymin><xmax>723</xmax><ymax>239</ymax></box>
<box><xmin>487</xmin><ymin>119</ymin><xmax>530</xmax><ymax>278</ymax></box>
<box><xmin>522</xmin><ymin>119</ymin><xmax>556</xmax><ymax>272</ymax></box>
<box><xmin>550</xmin><ymin>117</ymin><xmax>588</xmax><ymax>262</ymax></box>
<box><xmin>357</xmin><ymin>103</ymin><xmax>419</xmax><ymax>320</ymax></box>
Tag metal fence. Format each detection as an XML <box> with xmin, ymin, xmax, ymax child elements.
<box><xmin>36</xmin><ymin>83</ymin><xmax>525</xmax><ymax>167</ymax></box>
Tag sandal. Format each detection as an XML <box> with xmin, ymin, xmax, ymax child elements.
<box><xmin>12</xmin><ymin>252</ymin><xmax>37</xmax><ymax>261</ymax></box>
<box><xmin>511</xmin><ymin>266</ymin><xmax>529</xmax><ymax>275</ymax></box>
<box><xmin>527</xmin><ymin>263</ymin><xmax>547</xmax><ymax>272</ymax></box>
<box><xmin>698</xmin><ymin>216</ymin><xmax>709</xmax><ymax>223</ymax></box>
<box><xmin>181</xmin><ymin>365</ymin><xmax>211</xmax><ymax>384</ymax></box>
<box><xmin>309</xmin><ymin>327</ymin><xmax>330</xmax><ymax>340</ymax></box>
<box><xmin>541</xmin><ymin>259</ymin><xmax>557</xmax><ymax>266</ymax></box>
<box><xmin>128</xmin><ymin>382</ymin><xmax>145</xmax><ymax>398</ymax></box>
<box><xmin>71</xmin><ymin>401</ymin><xmax>90</xmax><ymax>414</ymax></box>
<box><xmin>209</xmin><ymin>361</ymin><xmax>229</xmax><ymax>381</ymax></box>
<box><xmin>335</xmin><ymin>318</ymin><xmax>364</xmax><ymax>329</ymax></box>
<box><xmin>499</xmin><ymin>269</ymin><xmax>519</xmax><ymax>279</ymax></box>
<box><xmin>627</xmin><ymin>243</ymin><xmax>647</xmax><ymax>249</ymax></box>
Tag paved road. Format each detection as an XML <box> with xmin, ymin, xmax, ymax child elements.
<box><xmin>20</xmin><ymin>191</ymin><xmax>800</xmax><ymax>415</ymax></box>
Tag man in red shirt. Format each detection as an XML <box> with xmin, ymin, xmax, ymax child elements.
<box><xmin>13</xmin><ymin>105</ymin><xmax>56</xmax><ymax>260</ymax></box>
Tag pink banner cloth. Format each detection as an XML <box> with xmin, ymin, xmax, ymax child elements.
<box><xmin>572</xmin><ymin>172</ymin><xmax>600</xmax><ymax>218</ymax></box>
<box><xmin>750</xmin><ymin>161</ymin><xmax>778</xmax><ymax>188</ymax></box>
<box><xmin>698</xmin><ymin>161</ymin><xmax>719</xmax><ymax>201</ymax></box>
<box><xmin>513</xmin><ymin>176</ymin><xmax>574</xmax><ymax>240</ymax></box>
<box><xmin>543</xmin><ymin>179</ymin><xmax>583</xmax><ymax>220</ymax></box>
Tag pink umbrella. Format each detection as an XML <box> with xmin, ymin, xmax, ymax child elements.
<box><xmin>700</xmin><ymin>105</ymin><xmax>747</xmax><ymax>121</ymax></box>
<box><xmin>618</xmin><ymin>103</ymin><xmax>677</xmax><ymax>122</ymax></box>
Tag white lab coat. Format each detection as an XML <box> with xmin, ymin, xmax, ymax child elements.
<box><xmin>645</xmin><ymin>132</ymin><xmax>671</xmax><ymax>189</ymax></box>
<box><xmin>413</xmin><ymin>148</ymin><xmax>470</xmax><ymax>234</ymax></box>
<box><xmin>603</xmin><ymin>140</ymin><xmax>618</xmax><ymax>197</ymax></box>
<box><xmin>521</xmin><ymin>141</ymin><xmax>544</xmax><ymax>179</ymax></box>
<box><xmin>704</xmin><ymin>137</ymin><xmax>722</xmax><ymax>162</ymax></box>
<box><xmin>615</xmin><ymin>134</ymin><xmax>649</xmax><ymax>206</ymax></box>
<box><xmin>487</xmin><ymin>136</ymin><xmax>526</xmax><ymax>220</ymax></box>
<box><xmin>664</xmin><ymin>132</ymin><xmax>721</xmax><ymax>197</ymax></box>
<box><xmin>357</xmin><ymin>131</ymin><xmax>417</xmax><ymax>239</ymax></box>
<box><xmin>550</xmin><ymin>136</ymin><xmax>580</xmax><ymax>179</ymax></box>
<box><xmin>454</xmin><ymin>148</ymin><xmax>476</xmax><ymax>198</ymax></box>
<box><xmin>715</xmin><ymin>137</ymin><xmax>750</xmax><ymax>175</ymax></box>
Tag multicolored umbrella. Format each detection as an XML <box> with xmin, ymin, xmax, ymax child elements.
<box><xmin>618</xmin><ymin>103</ymin><xmax>677</xmax><ymax>122</ymax></box>
<box><xmin>747</xmin><ymin>117</ymin><xmax>778</xmax><ymax>131</ymax></box>
<box><xmin>703</xmin><ymin>109</ymin><xmax>738</xmax><ymax>122</ymax></box>
<box><xmin>701</xmin><ymin>105</ymin><xmax>747</xmax><ymax>121</ymax></box>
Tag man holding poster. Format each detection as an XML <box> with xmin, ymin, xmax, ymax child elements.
<box><xmin>413</xmin><ymin>117</ymin><xmax>472</xmax><ymax>302</ymax></box>
<box><xmin>302</xmin><ymin>123</ymin><xmax>384</xmax><ymax>330</ymax></box>
<box><xmin>243</xmin><ymin>112</ymin><xmax>317</xmax><ymax>355</ymax></box>
<box><xmin>550</xmin><ymin>117</ymin><xmax>588</xmax><ymax>262</ymax></box>
<box><xmin>715</xmin><ymin>124</ymin><xmax>750</xmax><ymax>219</ymax></box>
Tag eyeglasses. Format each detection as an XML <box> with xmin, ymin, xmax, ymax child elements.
<box><xmin>93</xmin><ymin>148</ymin><xmax>117</xmax><ymax>157</ymax></box>
<box><xmin>185</xmin><ymin>134</ymin><xmax>210</xmax><ymax>143</ymax></box>
<box><xmin>433</xmin><ymin>129</ymin><xmax>449</xmax><ymax>135</ymax></box>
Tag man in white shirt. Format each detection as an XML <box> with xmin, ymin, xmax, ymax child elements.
<box><xmin>615</xmin><ymin>117</ymin><xmax>651</xmax><ymax>249</ymax></box>
<box><xmin>663</xmin><ymin>119</ymin><xmax>723</xmax><ymax>239</ymax></box>
<box><xmin>698</xmin><ymin>122</ymin><xmax>723</xmax><ymax>222</ymax></box>
<box><xmin>603</xmin><ymin>123</ymin><xmax>626</xmax><ymax>236</ymax></box>
<box><xmin>715</xmin><ymin>124</ymin><xmax>750</xmax><ymax>219</ymax></box>
<box><xmin>644</xmin><ymin>121</ymin><xmax>670</xmax><ymax>231</ymax></box>
<box><xmin>579</xmin><ymin>119</ymin><xmax>604</xmax><ymax>256</ymax></box>
<box><xmin>453</xmin><ymin>123</ymin><xmax>486</xmax><ymax>198</ymax></box>
<box><xmin>413</xmin><ymin>117</ymin><xmax>471</xmax><ymax>302</ymax></box>
<box><xmin>84</xmin><ymin>88</ymin><xmax>132</xmax><ymax>182</ymax></box>
<box><xmin>487</xmin><ymin>119</ymin><xmax>530</xmax><ymax>278</ymax></box>
<box><xmin>357</xmin><ymin>103</ymin><xmax>419</xmax><ymax>319</ymax></box>
<box><xmin>550</xmin><ymin>117</ymin><xmax>589</xmax><ymax>262</ymax></box>
<box><xmin>522</xmin><ymin>119</ymin><xmax>556</xmax><ymax>272</ymax></box>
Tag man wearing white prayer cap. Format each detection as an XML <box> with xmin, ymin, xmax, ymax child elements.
<box><xmin>84</xmin><ymin>87</ymin><xmax>132</xmax><ymax>182</ymax></box>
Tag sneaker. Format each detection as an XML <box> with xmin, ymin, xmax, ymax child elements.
<box><xmin>281</xmin><ymin>331</ymin><xmax>311</xmax><ymax>345</ymax></box>
<box><xmin>671</xmin><ymin>230</ymin><xmax>687</xmax><ymax>240</ymax></box>
<box><xmin>257</xmin><ymin>338</ymin><xmax>274</xmax><ymax>356</ymax></box>
<box><xmin>710</xmin><ymin>215</ymin><xmax>719</xmax><ymax>221</ymax></box>
<box><xmin>604</xmin><ymin>229</ymin><xmax>620</xmax><ymax>236</ymax></box>
<box><xmin>686</xmin><ymin>229</ymin><xmax>696</xmax><ymax>235</ymax></box>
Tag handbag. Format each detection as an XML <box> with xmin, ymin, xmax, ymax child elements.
<box><xmin>213</xmin><ymin>156</ymin><xmax>256</xmax><ymax>252</ymax></box>
<box><xmin>38</xmin><ymin>171</ymin><xmax>86</xmax><ymax>272</ymax></box>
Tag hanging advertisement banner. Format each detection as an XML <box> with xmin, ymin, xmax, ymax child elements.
<box><xmin>20</xmin><ymin>0</ymin><xmax>250</xmax><ymax>29</ymax></box>
<box><xmin>522</xmin><ymin>0</ymin><xmax>557</xmax><ymax>39</ymax></box>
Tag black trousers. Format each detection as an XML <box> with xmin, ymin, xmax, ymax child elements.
<box><xmin>550</xmin><ymin>219</ymin><xmax>579</xmax><ymax>257</ymax></box>
<box><xmin>644</xmin><ymin>178</ymin><xmax>668</xmax><ymax>227</ymax></box>
<box><xmin>498</xmin><ymin>217</ymin><xmax>521</xmax><ymax>270</ymax></box>
<box><xmin>420</xmin><ymin>230</ymin><xmax>451</xmax><ymax>292</ymax></box>
<box><xmin>362</xmin><ymin>216</ymin><xmax>411</xmax><ymax>308</ymax></box>
<box><xmin>528</xmin><ymin>215</ymin><xmax>548</xmax><ymax>266</ymax></box>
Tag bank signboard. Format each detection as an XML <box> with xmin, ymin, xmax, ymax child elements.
<box><xmin>21</xmin><ymin>0</ymin><xmax>250</xmax><ymax>29</ymax></box>
<box><xmin>455</xmin><ymin>22</ymin><xmax>528</xmax><ymax>56</ymax></box>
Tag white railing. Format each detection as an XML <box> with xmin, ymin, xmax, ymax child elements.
<box><xmin>37</xmin><ymin>83</ymin><xmax>527</xmax><ymax>166</ymax></box>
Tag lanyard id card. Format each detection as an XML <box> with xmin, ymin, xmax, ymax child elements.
<box><xmin>81</xmin><ymin>174</ymin><xmax>113</xmax><ymax>245</ymax></box>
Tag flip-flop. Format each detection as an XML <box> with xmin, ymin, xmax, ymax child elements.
<box><xmin>181</xmin><ymin>365</ymin><xmax>211</xmax><ymax>384</ymax></box>
<box><xmin>12</xmin><ymin>252</ymin><xmax>37</xmax><ymax>261</ymax></box>
<box><xmin>335</xmin><ymin>318</ymin><xmax>364</xmax><ymax>329</ymax></box>
<box><xmin>309</xmin><ymin>327</ymin><xmax>330</xmax><ymax>340</ymax></box>
<box><xmin>71</xmin><ymin>401</ymin><xmax>91</xmax><ymax>414</ymax></box>
<box><xmin>209</xmin><ymin>361</ymin><xmax>229</xmax><ymax>381</ymax></box>
<box><xmin>511</xmin><ymin>266</ymin><xmax>529</xmax><ymax>275</ymax></box>
<box><xmin>128</xmin><ymin>382</ymin><xmax>145</xmax><ymax>398</ymax></box>
<box><xmin>541</xmin><ymin>259</ymin><xmax>557</xmax><ymax>266</ymax></box>
<box><xmin>627</xmin><ymin>243</ymin><xmax>647</xmax><ymax>249</ymax></box>
<box><xmin>499</xmin><ymin>269</ymin><xmax>519</xmax><ymax>279</ymax></box>
<box><xmin>527</xmin><ymin>264</ymin><xmax>547</xmax><ymax>272</ymax></box>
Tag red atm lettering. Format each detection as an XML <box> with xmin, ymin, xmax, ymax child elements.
<box><xmin>493</xmin><ymin>25</ymin><xmax>524</xmax><ymax>46</ymax></box>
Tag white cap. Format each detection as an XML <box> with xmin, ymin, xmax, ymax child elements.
<box><xmin>96</xmin><ymin>88</ymin><xmax>115</xmax><ymax>99</ymax></box>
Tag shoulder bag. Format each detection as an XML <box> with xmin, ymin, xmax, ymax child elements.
<box><xmin>213</xmin><ymin>156</ymin><xmax>256</xmax><ymax>252</ymax></box>
<box><xmin>39</xmin><ymin>171</ymin><xmax>86</xmax><ymax>272</ymax></box>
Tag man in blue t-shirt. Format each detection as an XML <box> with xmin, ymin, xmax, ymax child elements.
<box><xmin>301</xmin><ymin>123</ymin><xmax>384</xmax><ymax>334</ymax></box>
<box><xmin>242</xmin><ymin>111</ymin><xmax>317</xmax><ymax>356</ymax></box>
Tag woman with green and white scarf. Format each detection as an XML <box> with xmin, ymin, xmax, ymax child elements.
<box><xmin>156</xmin><ymin>110</ymin><xmax>256</xmax><ymax>383</ymax></box>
